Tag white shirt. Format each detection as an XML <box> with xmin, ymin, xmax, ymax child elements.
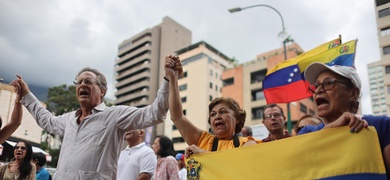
<box><xmin>22</xmin><ymin>79</ymin><xmax>169</xmax><ymax>180</ymax></box>
<box><xmin>117</xmin><ymin>142</ymin><xmax>157</xmax><ymax>180</ymax></box>
<box><xmin>178</xmin><ymin>168</ymin><xmax>187</xmax><ymax>180</ymax></box>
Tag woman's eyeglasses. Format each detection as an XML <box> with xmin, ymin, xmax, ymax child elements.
<box><xmin>308</xmin><ymin>78</ymin><xmax>351</xmax><ymax>94</ymax></box>
<box><xmin>14</xmin><ymin>146</ymin><xmax>27</xmax><ymax>150</ymax></box>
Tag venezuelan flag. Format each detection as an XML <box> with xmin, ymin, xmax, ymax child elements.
<box><xmin>263</xmin><ymin>39</ymin><xmax>356</xmax><ymax>104</ymax></box>
<box><xmin>185</xmin><ymin>127</ymin><xmax>386</xmax><ymax>180</ymax></box>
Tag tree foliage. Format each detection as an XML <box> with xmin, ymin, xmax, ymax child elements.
<box><xmin>46</xmin><ymin>84</ymin><xmax>79</xmax><ymax>115</ymax></box>
<box><xmin>42</xmin><ymin>84</ymin><xmax>79</xmax><ymax>167</ymax></box>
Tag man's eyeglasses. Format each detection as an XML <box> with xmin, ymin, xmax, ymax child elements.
<box><xmin>264</xmin><ymin>112</ymin><xmax>283</xmax><ymax>120</ymax></box>
<box><xmin>73</xmin><ymin>79</ymin><xmax>97</xmax><ymax>86</ymax></box>
<box><xmin>14</xmin><ymin>146</ymin><xmax>27</xmax><ymax>150</ymax></box>
<box><xmin>308</xmin><ymin>78</ymin><xmax>351</xmax><ymax>94</ymax></box>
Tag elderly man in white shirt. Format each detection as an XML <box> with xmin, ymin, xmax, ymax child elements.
<box><xmin>12</xmin><ymin>57</ymin><xmax>182</xmax><ymax>180</ymax></box>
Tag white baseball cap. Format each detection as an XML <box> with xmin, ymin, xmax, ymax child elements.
<box><xmin>304</xmin><ymin>62</ymin><xmax>361</xmax><ymax>90</ymax></box>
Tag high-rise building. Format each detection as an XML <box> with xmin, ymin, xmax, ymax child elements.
<box><xmin>222</xmin><ymin>42</ymin><xmax>317</xmax><ymax>137</ymax></box>
<box><xmin>114</xmin><ymin>17</ymin><xmax>191</xmax><ymax>141</ymax></box>
<box><xmin>168</xmin><ymin>41</ymin><xmax>234</xmax><ymax>152</ymax></box>
<box><xmin>367</xmin><ymin>0</ymin><xmax>390</xmax><ymax>116</ymax></box>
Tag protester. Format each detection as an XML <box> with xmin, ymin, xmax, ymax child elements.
<box><xmin>11</xmin><ymin>63</ymin><xmax>178</xmax><ymax>179</ymax></box>
<box><xmin>294</xmin><ymin>114</ymin><xmax>323</xmax><ymax>134</ymax></box>
<box><xmin>299</xmin><ymin>62</ymin><xmax>389</xmax><ymax>177</ymax></box>
<box><xmin>241</xmin><ymin>126</ymin><xmax>253</xmax><ymax>137</ymax></box>
<box><xmin>175</xmin><ymin>153</ymin><xmax>187</xmax><ymax>180</ymax></box>
<box><xmin>0</xmin><ymin>140</ymin><xmax>36</xmax><ymax>180</ymax></box>
<box><xmin>165</xmin><ymin>55</ymin><xmax>257</xmax><ymax>157</ymax></box>
<box><xmin>261</xmin><ymin>104</ymin><xmax>291</xmax><ymax>142</ymax></box>
<box><xmin>152</xmin><ymin>135</ymin><xmax>179</xmax><ymax>180</ymax></box>
<box><xmin>117</xmin><ymin>129</ymin><xmax>156</xmax><ymax>180</ymax></box>
<box><xmin>32</xmin><ymin>152</ymin><xmax>51</xmax><ymax>180</ymax></box>
<box><xmin>0</xmin><ymin>77</ymin><xmax>23</xmax><ymax>143</ymax></box>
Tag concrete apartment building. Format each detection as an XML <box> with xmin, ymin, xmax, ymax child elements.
<box><xmin>114</xmin><ymin>17</ymin><xmax>191</xmax><ymax>142</ymax></box>
<box><xmin>0</xmin><ymin>83</ymin><xmax>50</xmax><ymax>161</ymax></box>
<box><xmin>222</xmin><ymin>43</ymin><xmax>317</xmax><ymax>136</ymax></box>
<box><xmin>169</xmin><ymin>41</ymin><xmax>234</xmax><ymax>152</ymax></box>
<box><xmin>367</xmin><ymin>0</ymin><xmax>390</xmax><ymax>116</ymax></box>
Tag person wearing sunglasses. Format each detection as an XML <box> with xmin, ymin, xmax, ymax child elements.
<box><xmin>299</xmin><ymin>62</ymin><xmax>390</xmax><ymax>178</ymax></box>
<box><xmin>294</xmin><ymin>114</ymin><xmax>323</xmax><ymax>134</ymax></box>
<box><xmin>0</xmin><ymin>140</ymin><xmax>36</xmax><ymax>180</ymax></box>
<box><xmin>261</xmin><ymin>104</ymin><xmax>292</xmax><ymax>142</ymax></box>
<box><xmin>11</xmin><ymin>63</ymin><xmax>179</xmax><ymax>180</ymax></box>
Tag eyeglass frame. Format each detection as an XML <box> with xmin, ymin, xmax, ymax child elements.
<box><xmin>296</xmin><ymin>126</ymin><xmax>305</xmax><ymax>133</ymax></box>
<box><xmin>308</xmin><ymin>78</ymin><xmax>352</xmax><ymax>94</ymax></box>
<box><xmin>73</xmin><ymin>78</ymin><xmax>99</xmax><ymax>86</ymax></box>
<box><xmin>14</xmin><ymin>146</ymin><xmax>27</xmax><ymax>150</ymax></box>
<box><xmin>264</xmin><ymin>112</ymin><xmax>284</xmax><ymax>120</ymax></box>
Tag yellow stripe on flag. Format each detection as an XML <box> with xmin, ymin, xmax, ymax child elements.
<box><xmin>185</xmin><ymin>127</ymin><xmax>386</xmax><ymax>180</ymax></box>
<box><xmin>266</xmin><ymin>37</ymin><xmax>341</xmax><ymax>75</ymax></box>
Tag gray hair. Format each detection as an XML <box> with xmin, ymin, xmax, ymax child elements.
<box><xmin>75</xmin><ymin>67</ymin><xmax>107</xmax><ymax>98</ymax></box>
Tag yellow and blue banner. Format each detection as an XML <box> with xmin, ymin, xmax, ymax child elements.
<box><xmin>185</xmin><ymin>127</ymin><xmax>386</xmax><ymax>179</ymax></box>
<box><xmin>263</xmin><ymin>37</ymin><xmax>357</xmax><ymax>104</ymax></box>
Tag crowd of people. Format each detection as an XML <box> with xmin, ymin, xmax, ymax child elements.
<box><xmin>0</xmin><ymin>54</ymin><xmax>388</xmax><ymax>179</ymax></box>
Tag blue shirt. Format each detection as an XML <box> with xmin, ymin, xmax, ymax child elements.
<box><xmin>299</xmin><ymin>115</ymin><xmax>390</xmax><ymax>151</ymax></box>
<box><xmin>36</xmin><ymin>167</ymin><xmax>51</xmax><ymax>180</ymax></box>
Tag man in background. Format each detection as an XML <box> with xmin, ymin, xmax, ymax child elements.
<box><xmin>176</xmin><ymin>153</ymin><xmax>187</xmax><ymax>180</ymax></box>
<box><xmin>32</xmin><ymin>152</ymin><xmax>51</xmax><ymax>180</ymax></box>
<box><xmin>241</xmin><ymin>126</ymin><xmax>253</xmax><ymax>137</ymax></box>
<box><xmin>262</xmin><ymin>104</ymin><xmax>291</xmax><ymax>142</ymax></box>
<box><xmin>117</xmin><ymin>129</ymin><xmax>157</xmax><ymax>180</ymax></box>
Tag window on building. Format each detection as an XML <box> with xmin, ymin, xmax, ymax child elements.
<box><xmin>179</xmin><ymin>84</ymin><xmax>187</xmax><ymax>91</ymax></box>
<box><xmin>209</xmin><ymin>95</ymin><xmax>213</xmax><ymax>101</ymax></box>
<box><xmin>379</xmin><ymin>8</ymin><xmax>390</xmax><ymax>18</ymax></box>
<box><xmin>223</xmin><ymin>77</ymin><xmax>234</xmax><ymax>86</ymax></box>
<box><xmin>210</xmin><ymin>69</ymin><xmax>213</xmax><ymax>76</ymax></box>
<box><xmin>383</xmin><ymin>46</ymin><xmax>390</xmax><ymax>55</ymax></box>
<box><xmin>183</xmin><ymin>109</ymin><xmax>186</xmax><ymax>115</ymax></box>
<box><xmin>209</xmin><ymin>82</ymin><xmax>213</xmax><ymax>89</ymax></box>
<box><xmin>388</xmin><ymin>86</ymin><xmax>390</xmax><ymax>94</ymax></box>
<box><xmin>250</xmin><ymin>69</ymin><xmax>267</xmax><ymax>84</ymax></box>
<box><xmin>381</xmin><ymin>27</ymin><xmax>390</xmax><ymax>36</ymax></box>
<box><xmin>215</xmin><ymin>72</ymin><xmax>218</xmax><ymax>79</ymax></box>
<box><xmin>300</xmin><ymin>103</ymin><xmax>307</xmax><ymax>114</ymax></box>
<box><xmin>252</xmin><ymin>106</ymin><xmax>264</xmax><ymax>120</ymax></box>
<box><xmin>181</xmin><ymin>96</ymin><xmax>187</xmax><ymax>103</ymax></box>
<box><xmin>215</xmin><ymin>85</ymin><xmax>218</xmax><ymax>92</ymax></box>
<box><xmin>172</xmin><ymin>137</ymin><xmax>185</xmax><ymax>143</ymax></box>
<box><xmin>385</xmin><ymin>65</ymin><xmax>390</xmax><ymax>74</ymax></box>
<box><xmin>179</xmin><ymin>71</ymin><xmax>188</xmax><ymax>79</ymax></box>
<box><xmin>251</xmin><ymin>89</ymin><xmax>265</xmax><ymax>101</ymax></box>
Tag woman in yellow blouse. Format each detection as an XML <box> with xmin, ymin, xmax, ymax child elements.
<box><xmin>164</xmin><ymin>55</ymin><xmax>258</xmax><ymax>157</ymax></box>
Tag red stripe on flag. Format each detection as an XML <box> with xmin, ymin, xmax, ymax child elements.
<box><xmin>264</xmin><ymin>80</ymin><xmax>312</xmax><ymax>104</ymax></box>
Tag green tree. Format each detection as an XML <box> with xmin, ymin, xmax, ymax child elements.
<box><xmin>46</xmin><ymin>84</ymin><xmax>79</xmax><ymax>115</ymax></box>
<box><xmin>43</xmin><ymin>84</ymin><xmax>79</xmax><ymax>167</ymax></box>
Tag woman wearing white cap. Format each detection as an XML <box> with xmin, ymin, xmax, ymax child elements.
<box><xmin>299</xmin><ymin>62</ymin><xmax>390</xmax><ymax>178</ymax></box>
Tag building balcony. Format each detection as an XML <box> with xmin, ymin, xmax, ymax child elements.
<box><xmin>118</xmin><ymin>35</ymin><xmax>152</xmax><ymax>57</ymax></box>
<box><xmin>115</xmin><ymin>53</ymin><xmax>150</xmax><ymax>73</ymax></box>
<box><xmin>116</xmin><ymin>44</ymin><xmax>151</xmax><ymax>65</ymax></box>
<box><xmin>115</xmin><ymin>63</ymin><xmax>151</xmax><ymax>81</ymax></box>
<box><xmin>115</xmin><ymin>81</ymin><xmax>150</xmax><ymax>97</ymax></box>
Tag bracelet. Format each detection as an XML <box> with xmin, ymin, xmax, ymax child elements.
<box><xmin>164</xmin><ymin>77</ymin><xmax>169</xmax><ymax>82</ymax></box>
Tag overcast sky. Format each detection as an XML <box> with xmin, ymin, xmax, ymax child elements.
<box><xmin>0</xmin><ymin>0</ymin><xmax>380</xmax><ymax>114</ymax></box>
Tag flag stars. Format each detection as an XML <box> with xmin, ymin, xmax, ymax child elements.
<box><xmin>290</xmin><ymin>73</ymin><xmax>294</xmax><ymax>77</ymax></box>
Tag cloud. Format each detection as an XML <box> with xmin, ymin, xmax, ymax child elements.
<box><xmin>0</xmin><ymin>0</ymin><xmax>379</xmax><ymax>114</ymax></box>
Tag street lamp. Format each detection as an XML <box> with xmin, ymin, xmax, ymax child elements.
<box><xmin>228</xmin><ymin>4</ymin><xmax>293</xmax><ymax>133</ymax></box>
